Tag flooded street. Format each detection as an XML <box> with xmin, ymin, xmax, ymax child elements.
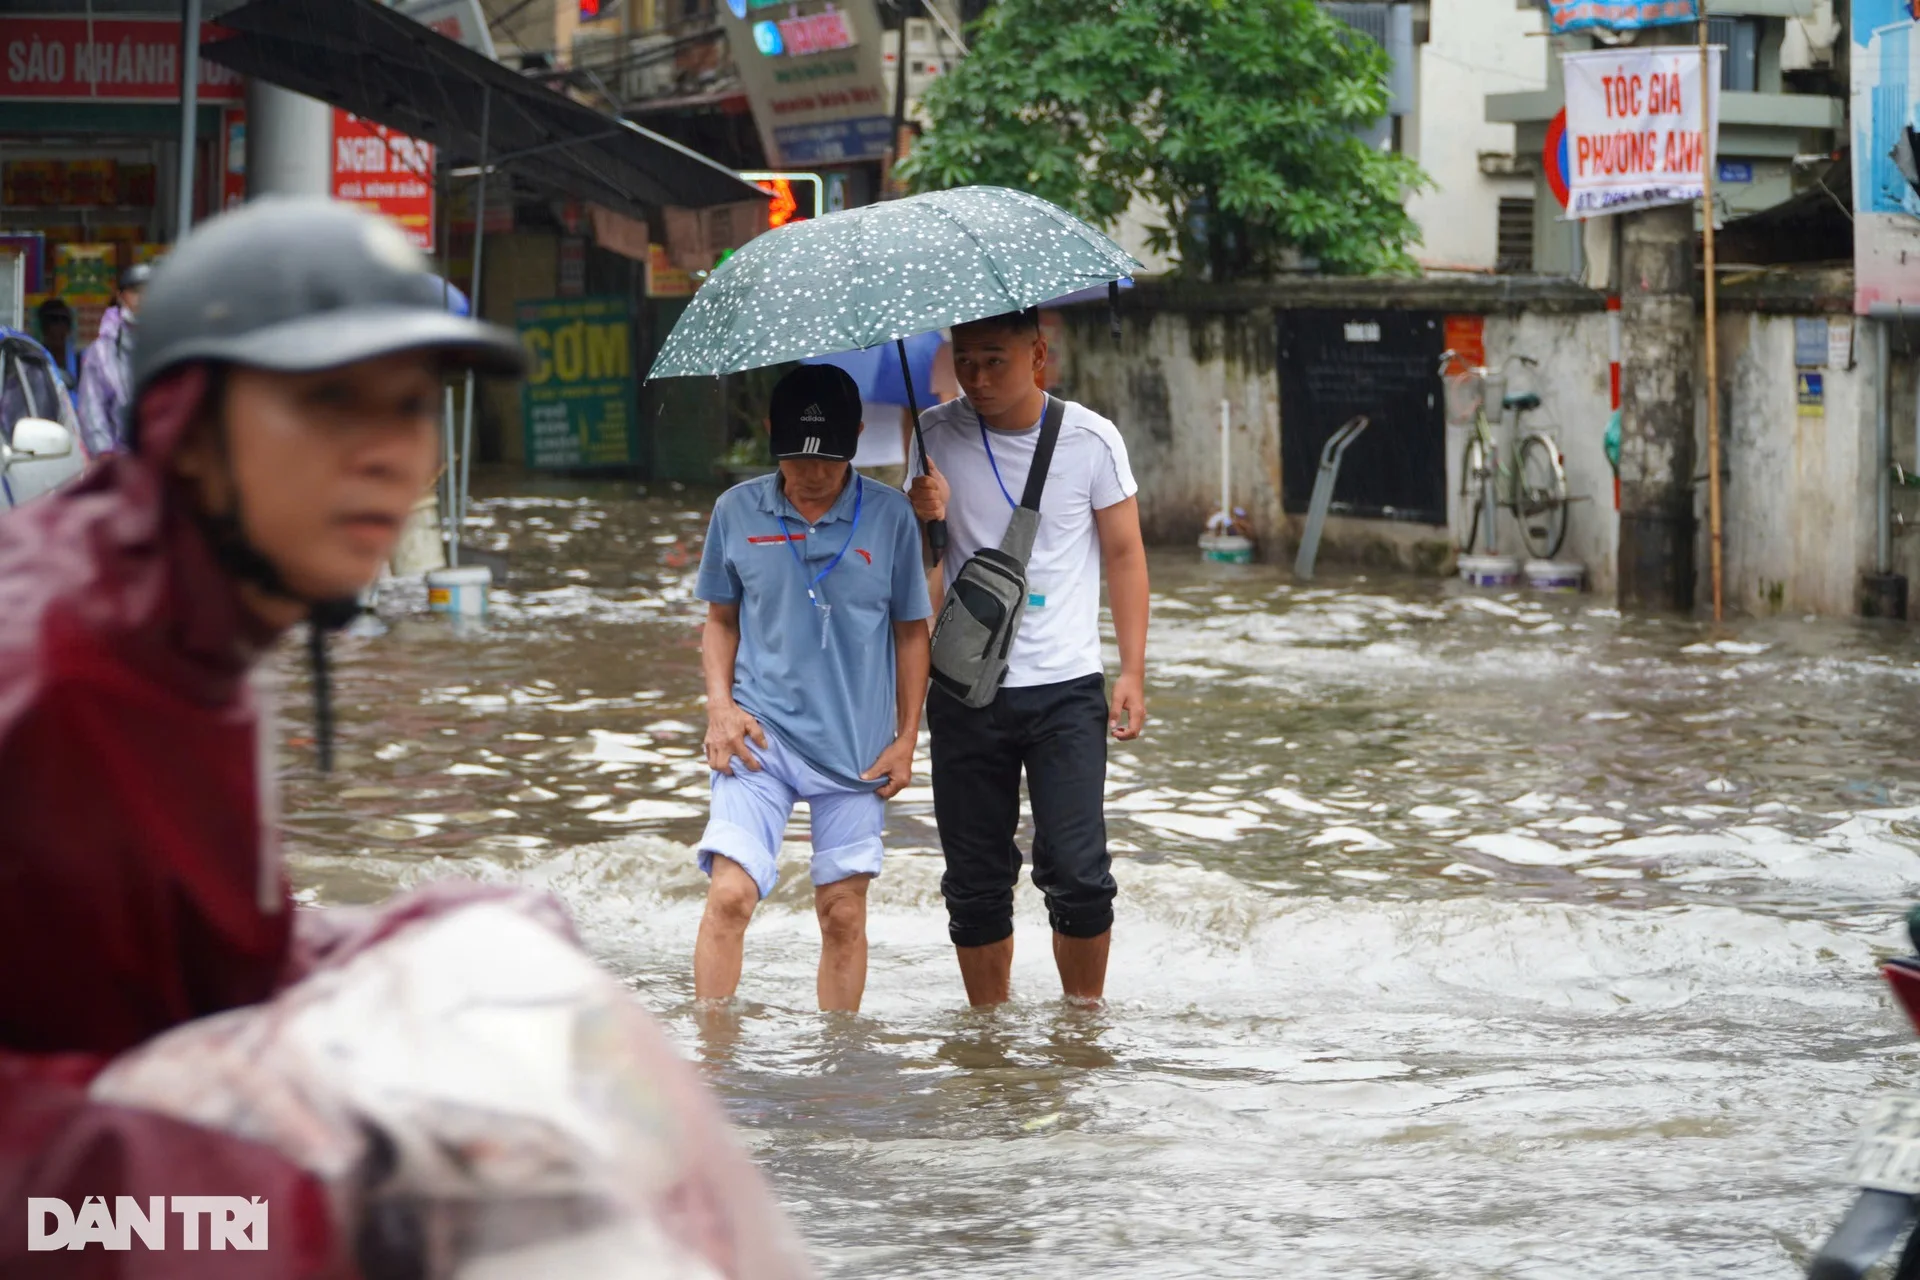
<box><xmin>276</xmin><ymin>478</ymin><xmax>1920</xmax><ymax>1278</ymax></box>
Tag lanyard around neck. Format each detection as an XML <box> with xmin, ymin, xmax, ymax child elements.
<box><xmin>980</xmin><ymin>396</ymin><xmax>1048</xmax><ymax>511</ymax></box>
<box><xmin>777</xmin><ymin>477</ymin><xmax>863</xmax><ymax>609</ymax></box>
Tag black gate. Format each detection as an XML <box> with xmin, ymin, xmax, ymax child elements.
<box><xmin>1278</xmin><ymin>309</ymin><xmax>1446</xmax><ymax>525</ymax></box>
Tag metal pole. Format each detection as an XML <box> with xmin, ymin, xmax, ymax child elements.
<box><xmin>174</xmin><ymin>0</ymin><xmax>203</xmax><ymax>239</ymax></box>
<box><xmin>458</xmin><ymin>88</ymin><xmax>493</xmax><ymax>560</ymax></box>
<box><xmin>1879</xmin><ymin>320</ymin><xmax>1894</xmax><ymax>575</ymax></box>
<box><xmin>1701</xmin><ymin>13</ymin><xmax>1723</xmax><ymax>622</ymax></box>
<box><xmin>885</xmin><ymin>1</ymin><xmax>913</xmax><ymax>195</ymax></box>
<box><xmin>1218</xmin><ymin>399</ymin><xmax>1230</xmax><ymax>526</ymax></box>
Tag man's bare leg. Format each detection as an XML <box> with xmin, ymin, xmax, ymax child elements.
<box><xmin>814</xmin><ymin>874</ymin><xmax>872</xmax><ymax>1011</ymax></box>
<box><xmin>693</xmin><ymin>856</ymin><xmax>759</xmax><ymax>1001</ymax></box>
<box><xmin>1053</xmin><ymin>930</ymin><xmax>1110</xmax><ymax>1002</ymax></box>
<box><xmin>955</xmin><ymin>936</ymin><xmax>1015</xmax><ymax>1006</ymax></box>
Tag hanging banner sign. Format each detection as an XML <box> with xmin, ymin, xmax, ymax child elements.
<box><xmin>331</xmin><ymin>110</ymin><xmax>436</xmax><ymax>253</ymax></box>
<box><xmin>1546</xmin><ymin>1</ymin><xmax>1697</xmax><ymax>35</ymax></box>
<box><xmin>1852</xmin><ymin>0</ymin><xmax>1920</xmax><ymax>317</ymax></box>
<box><xmin>1561</xmin><ymin>47</ymin><xmax>1720</xmax><ymax>218</ymax></box>
<box><xmin>0</xmin><ymin>16</ymin><xmax>244</xmax><ymax>102</ymax></box>
<box><xmin>718</xmin><ymin>0</ymin><xmax>890</xmax><ymax>168</ymax></box>
<box><xmin>518</xmin><ymin>296</ymin><xmax>638</xmax><ymax>469</ymax></box>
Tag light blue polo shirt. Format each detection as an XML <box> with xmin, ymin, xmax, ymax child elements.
<box><xmin>695</xmin><ymin>472</ymin><xmax>931</xmax><ymax>789</ymax></box>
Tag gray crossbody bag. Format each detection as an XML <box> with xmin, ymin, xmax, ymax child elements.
<box><xmin>928</xmin><ymin>396</ymin><xmax>1065</xmax><ymax>708</ymax></box>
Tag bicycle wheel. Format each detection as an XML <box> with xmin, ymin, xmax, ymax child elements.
<box><xmin>1516</xmin><ymin>434</ymin><xmax>1570</xmax><ymax>560</ymax></box>
<box><xmin>1454</xmin><ymin>434</ymin><xmax>1488</xmax><ymax>554</ymax></box>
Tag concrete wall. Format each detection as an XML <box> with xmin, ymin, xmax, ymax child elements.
<box><xmin>1407</xmin><ymin>0</ymin><xmax>1546</xmax><ymax>271</ymax></box>
<box><xmin>1478</xmin><ymin>311</ymin><xmax>1619</xmax><ymax>594</ymax></box>
<box><xmin>1052</xmin><ymin>307</ymin><xmax>1281</xmax><ymax>547</ymax></box>
<box><xmin>1718</xmin><ymin>313</ymin><xmax>1881</xmax><ymax>617</ymax></box>
<box><xmin>1049</xmin><ymin>274</ymin><xmax>1900</xmax><ymax>618</ymax></box>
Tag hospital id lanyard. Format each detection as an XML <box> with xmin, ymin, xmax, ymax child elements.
<box><xmin>980</xmin><ymin>396</ymin><xmax>1047</xmax><ymax>509</ymax></box>
<box><xmin>778</xmin><ymin>479</ymin><xmax>863</xmax><ymax>649</ymax></box>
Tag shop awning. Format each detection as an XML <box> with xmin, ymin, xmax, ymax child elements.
<box><xmin>201</xmin><ymin>0</ymin><xmax>766</xmax><ymax>216</ymax></box>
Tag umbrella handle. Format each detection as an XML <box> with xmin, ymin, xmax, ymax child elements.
<box><xmin>900</xmin><ymin>338</ymin><xmax>948</xmax><ymax>557</ymax></box>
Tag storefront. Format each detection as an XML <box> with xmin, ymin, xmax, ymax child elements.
<box><xmin>0</xmin><ymin>12</ymin><xmax>242</xmax><ymax>346</ymax></box>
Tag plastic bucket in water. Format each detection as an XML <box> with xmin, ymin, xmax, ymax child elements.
<box><xmin>1458</xmin><ymin>554</ymin><xmax>1520</xmax><ymax>588</ymax></box>
<box><xmin>427</xmin><ymin>565</ymin><xmax>491</xmax><ymax>617</ymax></box>
<box><xmin>1200</xmin><ymin>533</ymin><xmax>1254</xmax><ymax>564</ymax></box>
<box><xmin>1525</xmin><ymin>559</ymin><xmax>1586</xmax><ymax>592</ymax></box>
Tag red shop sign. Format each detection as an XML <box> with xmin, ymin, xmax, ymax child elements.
<box><xmin>0</xmin><ymin>17</ymin><xmax>244</xmax><ymax>102</ymax></box>
<box><xmin>331</xmin><ymin>110</ymin><xmax>436</xmax><ymax>253</ymax></box>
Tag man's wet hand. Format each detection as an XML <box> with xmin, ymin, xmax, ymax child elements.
<box><xmin>1110</xmin><ymin>674</ymin><xmax>1147</xmax><ymax>741</ymax></box>
<box><xmin>860</xmin><ymin>733</ymin><xmax>916</xmax><ymax>799</ymax></box>
<box><xmin>908</xmin><ymin>458</ymin><xmax>949</xmax><ymax>524</ymax></box>
<box><xmin>705</xmin><ymin>703</ymin><xmax>767</xmax><ymax>774</ymax></box>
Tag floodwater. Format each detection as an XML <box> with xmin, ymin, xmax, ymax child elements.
<box><xmin>277</xmin><ymin>478</ymin><xmax>1920</xmax><ymax>1279</ymax></box>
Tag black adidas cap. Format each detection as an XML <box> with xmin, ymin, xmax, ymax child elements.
<box><xmin>768</xmin><ymin>363</ymin><xmax>862</xmax><ymax>461</ymax></box>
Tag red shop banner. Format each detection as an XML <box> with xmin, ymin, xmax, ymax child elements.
<box><xmin>331</xmin><ymin>110</ymin><xmax>436</xmax><ymax>253</ymax></box>
<box><xmin>1</xmin><ymin>17</ymin><xmax>243</xmax><ymax>102</ymax></box>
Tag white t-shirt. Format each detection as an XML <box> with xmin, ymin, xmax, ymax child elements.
<box><xmin>909</xmin><ymin>395</ymin><xmax>1137</xmax><ymax>687</ymax></box>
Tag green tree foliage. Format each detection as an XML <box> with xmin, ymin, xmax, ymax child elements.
<box><xmin>897</xmin><ymin>0</ymin><xmax>1428</xmax><ymax>278</ymax></box>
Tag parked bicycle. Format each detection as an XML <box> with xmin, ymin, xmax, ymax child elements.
<box><xmin>1438</xmin><ymin>349</ymin><xmax>1571</xmax><ymax>561</ymax></box>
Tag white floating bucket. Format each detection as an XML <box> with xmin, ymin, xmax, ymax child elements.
<box><xmin>1524</xmin><ymin>559</ymin><xmax>1586</xmax><ymax>592</ymax></box>
<box><xmin>1200</xmin><ymin>533</ymin><xmax>1254</xmax><ymax>564</ymax></box>
<box><xmin>427</xmin><ymin>564</ymin><xmax>491</xmax><ymax>617</ymax></box>
<box><xmin>1458</xmin><ymin>554</ymin><xmax>1520</xmax><ymax>588</ymax></box>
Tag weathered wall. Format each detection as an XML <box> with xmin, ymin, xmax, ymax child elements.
<box><xmin>1478</xmin><ymin>311</ymin><xmax>1619</xmax><ymax>595</ymax></box>
<box><xmin>1718</xmin><ymin>314</ymin><xmax>1880</xmax><ymax>618</ymax></box>
<box><xmin>1047</xmin><ymin>273</ymin><xmax>1900</xmax><ymax>618</ymax></box>
<box><xmin>1052</xmin><ymin>307</ymin><xmax>1283</xmax><ymax>550</ymax></box>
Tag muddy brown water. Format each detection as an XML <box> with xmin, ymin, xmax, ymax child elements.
<box><xmin>274</xmin><ymin>477</ymin><xmax>1920</xmax><ymax>1278</ymax></box>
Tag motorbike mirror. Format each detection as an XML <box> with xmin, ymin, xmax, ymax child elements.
<box><xmin>5</xmin><ymin>417</ymin><xmax>74</xmax><ymax>464</ymax></box>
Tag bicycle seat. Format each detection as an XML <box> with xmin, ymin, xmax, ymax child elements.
<box><xmin>1502</xmin><ymin>392</ymin><xmax>1541</xmax><ymax>412</ymax></box>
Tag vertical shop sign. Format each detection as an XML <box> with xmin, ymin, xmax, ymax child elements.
<box><xmin>517</xmin><ymin>296</ymin><xmax>638</xmax><ymax>468</ymax></box>
<box><xmin>330</xmin><ymin>110</ymin><xmax>435</xmax><ymax>252</ymax></box>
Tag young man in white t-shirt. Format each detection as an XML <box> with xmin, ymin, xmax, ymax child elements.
<box><xmin>907</xmin><ymin>308</ymin><xmax>1149</xmax><ymax>1006</ymax></box>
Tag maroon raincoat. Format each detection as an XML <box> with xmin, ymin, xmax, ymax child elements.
<box><xmin>0</xmin><ymin>367</ymin><xmax>342</xmax><ymax>1278</ymax></box>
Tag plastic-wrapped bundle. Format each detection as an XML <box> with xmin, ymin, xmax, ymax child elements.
<box><xmin>90</xmin><ymin>885</ymin><xmax>812</xmax><ymax>1280</ymax></box>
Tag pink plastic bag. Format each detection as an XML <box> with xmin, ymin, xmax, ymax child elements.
<box><xmin>91</xmin><ymin>884</ymin><xmax>813</xmax><ymax>1280</ymax></box>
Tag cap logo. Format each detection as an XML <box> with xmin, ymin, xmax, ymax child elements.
<box><xmin>800</xmin><ymin>403</ymin><xmax>826</xmax><ymax>423</ymax></box>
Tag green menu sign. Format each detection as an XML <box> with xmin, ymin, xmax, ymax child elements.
<box><xmin>517</xmin><ymin>295</ymin><xmax>638</xmax><ymax>468</ymax></box>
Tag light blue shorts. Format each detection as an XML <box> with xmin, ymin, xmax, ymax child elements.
<box><xmin>697</xmin><ymin>728</ymin><xmax>885</xmax><ymax>899</ymax></box>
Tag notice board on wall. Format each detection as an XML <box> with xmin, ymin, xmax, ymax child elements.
<box><xmin>1278</xmin><ymin>309</ymin><xmax>1446</xmax><ymax>525</ymax></box>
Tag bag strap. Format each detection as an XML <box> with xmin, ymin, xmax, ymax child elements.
<box><xmin>1017</xmin><ymin>395</ymin><xmax>1067</xmax><ymax>512</ymax></box>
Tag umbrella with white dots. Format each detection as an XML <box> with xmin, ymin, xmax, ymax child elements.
<box><xmin>647</xmin><ymin>185</ymin><xmax>1140</xmax><ymax>551</ymax></box>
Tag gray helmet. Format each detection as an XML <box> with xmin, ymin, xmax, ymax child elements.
<box><xmin>131</xmin><ymin>196</ymin><xmax>525</xmax><ymax>395</ymax></box>
<box><xmin>119</xmin><ymin>261</ymin><xmax>154</xmax><ymax>292</ymax></box>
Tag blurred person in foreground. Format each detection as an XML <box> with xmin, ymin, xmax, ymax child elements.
<box><xmin>693</xmin><ymin>364</ymin><xmax>932</xmax><ymax>1013</ymax></box>
<box><xmin>75</xmin><ymin>260</ymin><xmax>152</xmax><ymax>455</ymax></box>
<box><xmin>0</xmin><ymin>197</ymin><xmax>528</xmax><ymax>1277</ymax></box>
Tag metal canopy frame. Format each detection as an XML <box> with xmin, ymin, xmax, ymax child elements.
<box><xmin>202</xmin><ymin>0</ymin><xmax>766</xmax><ymax>218</ymax></box>
<box><xmin>202</xmin><ymin>0</ymin><xmax>768</xmax><ymax>571</ymax></box>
